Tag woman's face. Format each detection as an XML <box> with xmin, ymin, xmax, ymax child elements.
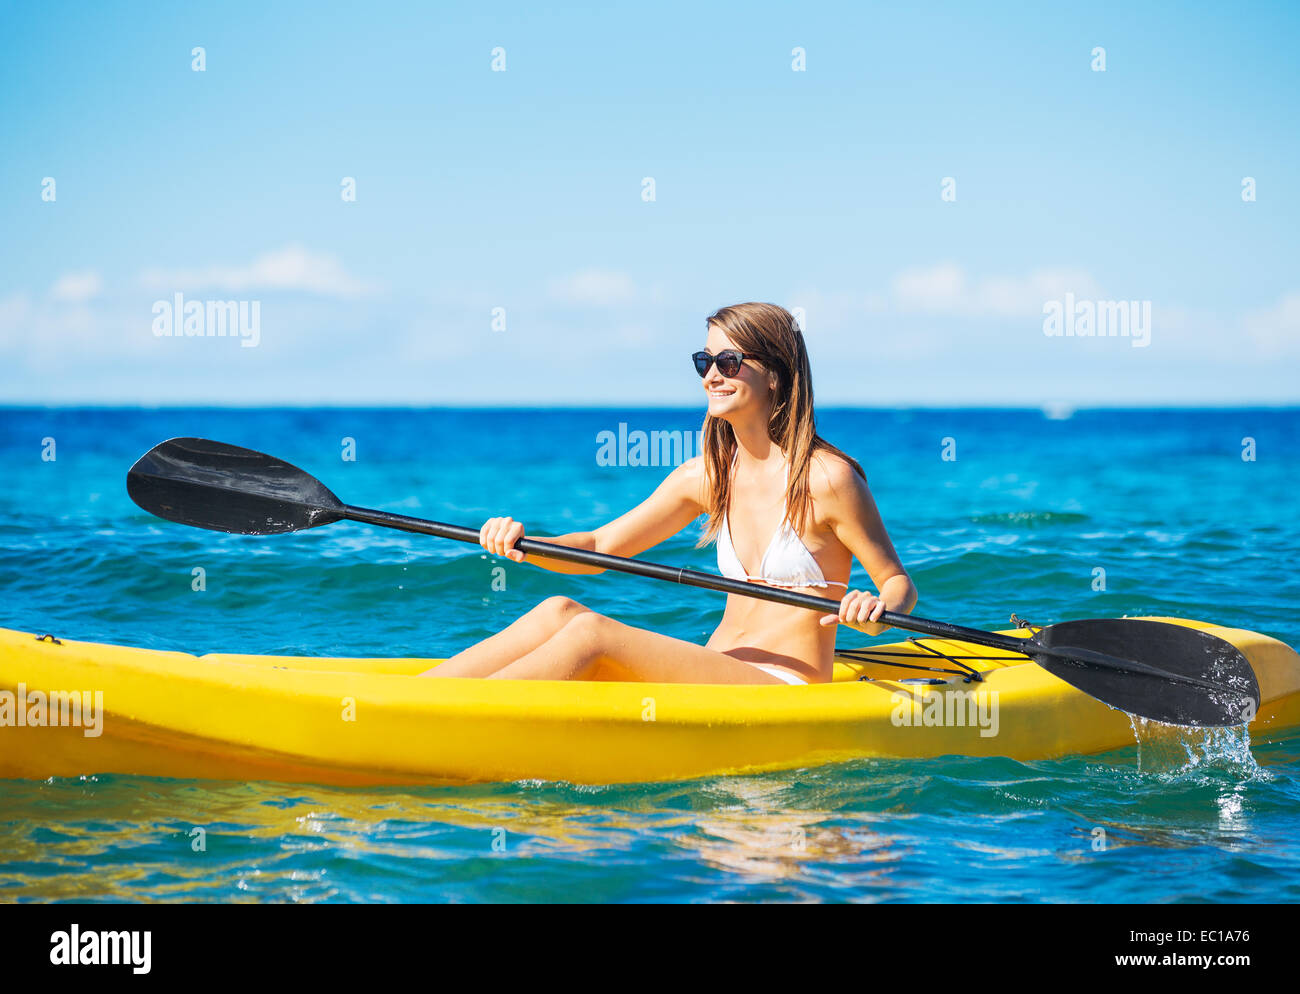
<box><xmin>701</xmin><ymin>324</ymin><xmax>774</xmax><ymax>422</ymax></box>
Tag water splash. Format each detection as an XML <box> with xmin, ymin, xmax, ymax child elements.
<box><xmin>1129</xmin><ymin>715</ymin><xmax>1261</xmax><ymax>778</ymax></box>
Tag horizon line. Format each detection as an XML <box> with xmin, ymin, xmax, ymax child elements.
<box><xmin>3</xmin><ymin>403</ymin><xmax>1299</xmax><ymax>413</ymax></box>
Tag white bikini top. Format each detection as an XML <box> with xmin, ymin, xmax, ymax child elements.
<box><xmin>716</xmin><ymin>451</ymin><xmax>848</xmax><ymax>591</ymax></box>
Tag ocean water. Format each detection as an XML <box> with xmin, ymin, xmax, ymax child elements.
<box><xmin>1</xmin><ymin>407</ymin><xmax>1298</xmax><ymax>903</ymax></box>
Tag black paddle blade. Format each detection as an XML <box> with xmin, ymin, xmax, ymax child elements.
<box><xmin>1029</xmin><ymin>619</ymin><xmax>1260</xmax><ymax>727</ymax></box>
<box><xmin>127</xmin><ymin>437</ymin><xmax>345</xmax><ymax>535</ymax></box>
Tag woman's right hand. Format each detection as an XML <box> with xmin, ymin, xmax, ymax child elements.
<box><xmin>480</xmin><ymin>517</ymin><xmax>526</xmax><ymax>563</ymax></box>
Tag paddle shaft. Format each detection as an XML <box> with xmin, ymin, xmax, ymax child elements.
<box><xmin>344</xmin><ymin>504</ymin><xmax>1185</xmax><ymax>679</ymax></box>
<box><xmin>123</xmin><ymin>437</ymin><xmax>1256</xmax><ymax>720</ymax></box>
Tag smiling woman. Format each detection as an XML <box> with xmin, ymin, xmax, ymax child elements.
<box><xmin>422</xmin><ymin>302</ymin><xmax>918</xmax><ymax>684</ymax></box>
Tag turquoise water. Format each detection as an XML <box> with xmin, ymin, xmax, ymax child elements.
<box><xmin>2</xmin><ymin>407</ymin><xmax>1298</xmax><ymax>902</ymax></box>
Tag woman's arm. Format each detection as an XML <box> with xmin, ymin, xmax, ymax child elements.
<box><xmin>813</xmin><ymin>454</ymin><xmax>918</xmax><ymax>635</ymax></box>
<box><xmin>478</xmin><ymin>456</ymin><xmax>708</xmax><ymax>575</ymax></box>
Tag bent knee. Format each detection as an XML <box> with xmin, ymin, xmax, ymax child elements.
<box><xmin>535</xmin><ymin>596</ymin><xmax>590</xmax><ymax>625</ymax></box>
<box><xmin>558</xmin><ymin>610</ymin><xmax>614</xmax><ymax>655</ymax></box>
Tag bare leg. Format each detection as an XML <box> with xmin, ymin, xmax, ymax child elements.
<box><xmin>487</xmin><ymin>611</ymin><xmax>810</xmax><ymax>684</ymax></box>
<box><xmin>421</xmin><ymin>597</ymin><xmax>592</xmax><ymax>677</ymax></box>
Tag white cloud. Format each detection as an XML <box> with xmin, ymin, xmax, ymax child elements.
<box><xmin>893</xmin><ymin>262</ymin><xmax>967</xmax><ymax>312</ymax></box>
<box><xmin>0</xmin><ymin>290</ymin><xmax>145</xmax><ymax>364</ymax></box>
<box><xmin>796</xmin><ymin>268</ymin><xmax>1300</xmax><ymax>366</ymax></box>
<box><xmin>5</xmin><ymin>259</ymin><xmax>1299</xmax><ymax>402</ymax></box>
<box><xmin>50</xmin><ymin>271</ymin><xmax>104</xmax><ymax>302</ymax></box>
<box><xmin>547</xmin><ymin>268</ymin><xmax>639</xmax><ymax>306</ymax></box>
<box><xmin>893</xmin><ymin>263</ymin><xmax>1103</xmax><ymax>317</ymax></box>
<box><xmin>787</xmin><ymin>289</ymin><xmax>890</xmax><ymax>332</ymax></box>
<box><xmin>0</xmin><ymin>293</ymin><xmax>33</xmax><ymax>339</ymax></box>
<box><xmin>139</xmin><ymin>244</ymin><xmax>375</xmax><ymax>297</ymax></box>
<box><xmin>1240</xmin><ymin>291</ymin><xmax>1300</xmax><ymax>357</ymax></box>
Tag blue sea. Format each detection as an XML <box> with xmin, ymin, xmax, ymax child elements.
<box><xmin>2</xmin><ymin>407</ymin><xmax>1298</xmax><ymax>903</ymax></box>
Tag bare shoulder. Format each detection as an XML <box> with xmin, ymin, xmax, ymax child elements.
<box><xmin>809</xmin><ymin>449</ymin><xmax>868</xmax><ymax>497</ymax></box>
<box><xmin>809</xmin><ymin>449</ymin><xmax>871</xmax><ymax>525</ymax></box>
<box><xmin>666</xmin><ymin>454</ymin><xmax>709</xmax><ymax>508</ymax></box>
<box><xmin>677</xmin><ymin>453</ymin><xmax>706</xmax><ymax>475</ymax></box>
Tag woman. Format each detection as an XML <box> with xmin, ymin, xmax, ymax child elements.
<box><xmin>424</xmin><ymin>302</ymin><xmax>917</xmax><ymax>683</ymax></box>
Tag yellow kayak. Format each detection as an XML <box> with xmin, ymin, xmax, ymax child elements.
<box><xmin>2</xmin><ymin>617</ymin><xmax>1299</xmax><ymax>786</ymax></box>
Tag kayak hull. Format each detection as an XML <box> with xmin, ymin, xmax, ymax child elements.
<box><xmin>2</xmin><ymin>618</ymin><xmax>1299</xmax><ymax>786</ymax></box>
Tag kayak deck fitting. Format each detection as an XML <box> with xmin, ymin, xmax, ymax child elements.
<box><xmin>2</xmin><ymin>617</ymin><xmax>1299</xmax><ymax>787</ymax></box>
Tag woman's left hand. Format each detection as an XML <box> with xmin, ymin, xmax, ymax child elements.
<box><xmin>820</xmin><ymin>589</ymin><xmax>890</xmax><ymax>636</ymax></box>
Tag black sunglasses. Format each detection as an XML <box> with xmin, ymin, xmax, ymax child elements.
<box><xmin>692</xmin><ymin>349</ymin><xmax>749</xmax><ymax>378</ymax></box>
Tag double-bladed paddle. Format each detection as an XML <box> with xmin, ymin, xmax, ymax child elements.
<box><xmin>126</xmin><ymin>437</ymin><xmax>1260</xmax><ymax>728</ymax></box>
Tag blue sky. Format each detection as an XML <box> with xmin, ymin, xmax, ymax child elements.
<box><xmin>1</xmin><ymin>0</ymin><xmax>1297</xmax><ymax>406</ymax></box>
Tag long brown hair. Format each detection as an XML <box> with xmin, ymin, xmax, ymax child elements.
<box><xmin>696</xmin><ymin>302</ymin><xmax>866</xmax><ymax>547</ymax></box>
